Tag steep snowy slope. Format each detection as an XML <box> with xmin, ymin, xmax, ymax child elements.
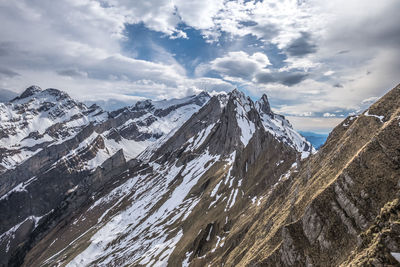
<box><xmin>14</xmin><ymin>89</ymin><xmax>311</xmax><ymax>267</ymax></box>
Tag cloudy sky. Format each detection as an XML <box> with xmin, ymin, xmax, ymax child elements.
<box><xmin>0</xmin><ymin>0</ymin><xmax>399</xmax><ymax>132</ymax></box>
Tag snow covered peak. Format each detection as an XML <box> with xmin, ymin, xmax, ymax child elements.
<box><xmin>229</xmin><ymin>89</ymin><xmax>250</xmax><ymax>106</ymax></box>
<box><xmin>223</xmin><ymin>89</ymin><xmax>258</xmax><ymax>148</ymax></box>
<box><xmin>41</xmin><ymin>88</ymin><xmax>70</xmax><ymax>100</ymax></box>
<box><xmin>0</xmin><ymin>86</ymin><xmax>107</xmax><ymax>172</ymax></box>
<box><xmin>230</xmin><ymin>88</ymin><xmax>241</xmax><ymax>96</ymax></box>
<box><xmin>229</xmin><ymin>89</ymin><xmax>255</xmax><ymax>114</ymax></box>
<box><xmin>12</xmin><ymin>86</ymin><xmax>76</xmax><ymax>105</ymax></box>
<box><xmin>17</xmin><ymin>85</ymin><xmax>42</xmax><ymax>99</ymax></box>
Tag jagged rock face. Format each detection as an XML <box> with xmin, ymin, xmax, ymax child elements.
<box><xmin>257</xmin><ymin>93</ymin><xmax>272</xmax><ymax>115</ymax></box>
<box><xmin>4</xmin><ymin>88</ymin><xmax>310</xmax><ymax>267</ymax></box>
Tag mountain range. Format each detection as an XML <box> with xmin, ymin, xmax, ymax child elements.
<box><xmin>0</xmin><ymin>84</ymin><xmax>399</xmax><ymax>266</ymax></box>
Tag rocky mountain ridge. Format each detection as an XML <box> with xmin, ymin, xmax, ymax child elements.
<box><xmin>11</xmin><ymin>87</ymin><xmax>311</xmax><ymax>267</ymax></box>
<box><xmin>2</xmin><ymin>84</ymin><xmax>398</xmax><ymax>266</ymax></box>
<box><xmin>0</xmin><ymin>86</ymin><xmax>212</xmax><ymax>266</ymax></box>
<box><xmin>0</xmin><ymin>86</ymin><xmax>313</xmax><ymax>266</ymax></box>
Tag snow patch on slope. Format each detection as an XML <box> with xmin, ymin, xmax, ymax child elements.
<box><xmin>364</xmin><ymin>110</ymin><xmax>384</xmax><ymax>123</ymax></box>
<box><xmin>66</xmin><ymin>151</ymin><xmax>219</xmax><ymax>266</ymax></box>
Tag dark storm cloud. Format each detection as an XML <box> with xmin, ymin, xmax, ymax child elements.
<box><xmin>256</xmin><ymin>71</ymin><xmax>308</xmax><ymax>86</ymax></box>
<box><xmin>286</xmin><ymin>32</ymin><xmax>317</xmax><ymax>57</ymax></box>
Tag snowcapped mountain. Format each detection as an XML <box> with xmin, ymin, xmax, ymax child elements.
<box><xmin>0</xmin><ymin>86</ymin><xmax>319</xmax><ymax>266</ymax></box>
<box><xmin>106</xmin><ymin>91</ymin><xmax>211</xmax><ymax>159</ymax></box>
<box><xmin>0</xmin><ymin>86</ymin><xmax>212</xmax><ymax>266</ymax></box>
<box><xmin>1</xmin><ymin>82</ymin><xmax>400</xmax><ymax>266</ymax></box>
<box><xmin>0</xmin><ymin>86</ymin><xmax>210</xmax><ymax>173</ymax></box>
<box><xmin>0</xmin><ymin>85</ymin><xmax>107</xmax><ymax>173</ymax></box>
<box><xmin>0</xmin><ymin>87</ymin><xmax>318</xmax><ymax>267</ymax></box>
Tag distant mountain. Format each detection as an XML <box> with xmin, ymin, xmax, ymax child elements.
<box><xmin>299</xmin><ymin>131</ymin><xmax>329</xmax><ymax>149</ymax></box>
<box><xmin>84</xmin><ymin>98</ymin><xmax>139</xmax><ymax>111</ymax></box>
<box><xmin>0</xmin><ymin>88</ymin><xmax>18</xmax><ymax>103</ymax></box>
<box><xmin>0</xmin><ymin>85</ymin><xmax>107</xmax><ymax>173</ymax></box>
<box><xmin>0</xmin><ymin>86</ymin><xmax>210</xmax><ymax>174</ymax></box>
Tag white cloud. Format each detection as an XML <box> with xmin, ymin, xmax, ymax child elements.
<box><xmin>323</xmin><ymin>70</ymin><xmax>335</xmax><ymax>76</ymax></box>
<box><xmin>0</xmin><ymin>0</ymin><xmax>195</xmax><ymax>101</ymax></box>
<box><xmin>282</xmin><ymin>57</ymin><xmax>321</xmax><ymax>72</ymax></box>
<box><xmin>174</xmin><ymin>0</ymin><xmax>224</xmax><ymax>29</ymax></box>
